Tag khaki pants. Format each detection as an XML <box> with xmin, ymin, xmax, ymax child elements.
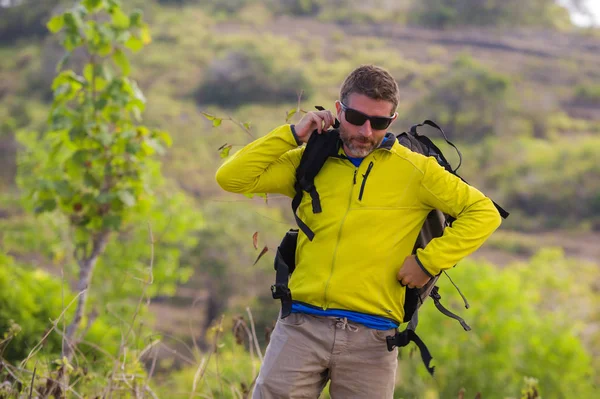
<box><xmin>253</xmin><ymin>312</ymin><xmax>398</xmax><ymax>398</ymax></box>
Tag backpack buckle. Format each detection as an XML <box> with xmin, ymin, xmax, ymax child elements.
<box><xmin>429</xmin><ymin>285</ymin><xmax>441</xmax><ymax>301</ymax></box>
<box><xmin>386</xmin><ymin>335</ymin><xmax>397</xmax><ymax>351</ymax></box>
<box><xmin>271</xmin><ymin>284</ymin><xmax>291</xmax><ymax>300</ymax></box>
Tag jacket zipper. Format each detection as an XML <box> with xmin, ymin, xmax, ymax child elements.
<box><xmin>323</xmin><ymin>166</ymin><xmax>357</xmax><ymax>309</ymax></box>
<box><xmin>358</xmin><ymin>161</ymin><xmax>374</xmax><ymax>201</ymax></box>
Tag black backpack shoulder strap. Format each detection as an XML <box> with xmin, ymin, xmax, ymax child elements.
<box><xmin>292</xmin><ymin>125</ymin><xmax>340</xmax><ymax>241</ymax></box>
<box><xmin>408</xmin><ymin>120</ymin><xmax>509</xmax><ymax>219</ymax></box>
<box><xmin>410</xmin><ymin>119</ymin><xmax>462</xmax><ymax>173</ymax></box>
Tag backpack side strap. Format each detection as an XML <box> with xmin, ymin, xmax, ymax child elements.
<box><xmin>386</xmin><ymin>329</ymin><xmax>435</xmax><ymax>376</ymax></box>
<box><xmin>430</xmin><ymin>286</ymin><xmax>471</xmax><ymax>331</ymax></box>
<box><xmin>271</xmin><ymin>229</ymin><xmax>298</xmax><ymax>318</ymax></box>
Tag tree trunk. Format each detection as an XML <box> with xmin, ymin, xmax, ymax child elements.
<box><xmin>62</xmin><ymin>230</ymin><xmax>110</xmax><ymax>360</ymax></box>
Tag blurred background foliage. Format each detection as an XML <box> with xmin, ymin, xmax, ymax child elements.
<box><xmin>1</xmin><ymin>0</ymin><xmax>599</xmax><ymax>397</ymax></box>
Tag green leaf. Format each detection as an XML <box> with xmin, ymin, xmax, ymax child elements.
<box><xmin>127</xmin><ymin>98</ymin><xmax>145</xmax><ymax>112</ymax></box>
<box><xmin>140</xmin><ymin>24</ymin><xmax>152</xmax><ymax>45</ymax></box>
<box><xmin>55</xmin><ymin>52</ymin><xmax>71</xmax><ymax>73</ymax></box>
<box><xmin>63</xmin><ymin>12</ymin><xmax>82</xmax><ymax>33</ymax></box>
<box><xmin>84</xmin><ymin>172</ymin><xmax>100</xmax><ymax>188</ymax></box>
<box><xmin>35</xmin><ymin>199</ymin><xmax>57</xmax><ymax>214</ymax></box>
<box><xmin>219</xmin><ymin>144</ymin><xmax>232</xmax><ymax>158</ymax></box>
<box><xmin>52</xmin><ymin>71</ymin><xmax>83</xmax><ymax>90</ymax></box>
<box><xmin>98</xmin><ymin>42</ymin><xmax>113</xmax><ymax>57</ymax></box>
<box><xmin>82</xmin><ymin>0</ymin><xmax>103</xmax><ymax>12</ymax></box>
<box><xmin>201</xmin><ymin>112</ymin><xmax>215</xmax><ymax>121</ymax></box>
<box><xmin>83</xmin><ymin>63</ymin><xmax>94</xmax><ymax>82</ymax></box>
<box><xmin>95</xmin><ymin>97</ymin><xmax>108</xmax><ymax>111</ymax></box>
<box><xmin>142</xmin><ymin>138</ymin><xmax>165</xmax><ymax>155</ymax></box>
<box><xmin>243</xmin><ymin>122</ymin><xmax>252</xmax><ymax>131</ymax></box>
<box><xmin>130</xmin><ymin>10</ymin><xmax>142</xmax><ymax>27</ymax></box>
<box><xmin>112</xmin><ymin>48</ymin><xmax>130</xmax><ymax>76</ymax></box>
<box><xmin>117</xmin><ymin>190</ymin><xmax>136</xmax><ymax>207</ymax></box>
<box><xmin>124</xmin><ymin>35</ymin><xmax>143</xmax><ymax>53</ymax></box>
<box><xmin>156</xmin><ymin>131</ymin><xmax>172</xmax><ymax>147</ymax></box>
<box><xmin>114</xmin><ymin>30</ymin><xmax>131</xmax><ymax>44</ymax></box>
<box><xmin>73</xmin><ymin>215</ymin><xmax>91</xmax><ymax>227</ymax></box>
<box><xmin>83</xmin><ymin>63</ymin><xmax>108</xmax><ymax>85</ymax></box>
<box><xmin>54</xmin><ymin>180</ymin><xmax>73</xmax><ymax>198</ymax></box>
<box><xmin>69</xmin><ymin>126</ymin><xmax>86</xmax><ymax>142</ymax></box>
<box><xmin>97</xmin><ymin>192</ymin><xmax>115</xmax><ymax>204</ymax></box>
<box><xmin>110</xmin><ymin>7</ymin><xmax>130</xmax><ymax>29</ymax></box>
<box><xmin>97</xmin><ymin>130</ymin><xmax>113</xmax><ymax>147</ymax></box>
<box><xmin>213</xmin><ymin>118</ymin><xmax>222</xmax><ymax>127</ymax></box>
<box><xmin>125</xmin><ymin>142</ymin><xmax>140</xmax><ymax>155</ymax></box>
<box><xmin>70</xmin><ymin>150</ymin><xmax>88</xmax><ymax>166</ymax></box>
<box><xmin>286</xmin><ymin>108</ymin><xmax>297</xmax><ymax>122</ymax></box>
<box><xmin>102</xmin><ymin>214</ymin><xmax>122</xmax><ymax>230</ymax></box>
<box><xmin>47</xmin><ymin>15</ymin><xmax>65</xmax><ymax>34</ymax></box>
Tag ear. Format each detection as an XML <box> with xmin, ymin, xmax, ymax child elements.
<box><xmin>335</xmin><ymin>100</ymin><xmax>342</xmax><ymax>119</ymax></box>
<box><xmin>388</xmin><ymin>112</ymin><xmax>399</xmax><ymax>128</ymax></box>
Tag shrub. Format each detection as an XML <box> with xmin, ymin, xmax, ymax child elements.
<box><xmin>394</xmin><ymin>249</ymin><xmax>598</xmax><ymax>398</ymax></box>
<box><xmin>405</xmin><ymin>55</ymin><xmax>512</xmax><ymax>143</ymax></box>
<box><xmin>574</xmin><ymin>84</ymin><xmax>600</xmax><ymax>106</ymax></box>
<box><xmin>195</xmin><ymin>49</ymin><xmax>312</xmax><ymax>108</ymax></box>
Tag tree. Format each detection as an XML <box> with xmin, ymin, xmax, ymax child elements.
<box><xmin>16</xmin><ymin>0</ymin><xmax>179</xmax><ymax>361</ymax></box>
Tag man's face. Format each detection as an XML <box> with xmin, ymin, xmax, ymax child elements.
<box><xmin>335</xmin><ymin>93</ymin><xmax>397</xmax><ymax>158</ymax></box>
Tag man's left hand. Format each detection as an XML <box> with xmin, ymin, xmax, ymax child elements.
<box><xmin>397</xmin><ymin>255</ymin><xmax>431</xmax><ymax>289</ymax></box>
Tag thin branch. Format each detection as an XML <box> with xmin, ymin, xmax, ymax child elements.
<box><xmin>245</xmin><ymin>307</ymin><xmax>263</xmax><ymax>362</ymax></box>
<box><xmin>28</xmin><ymin>365</ymin><xmax>36</xmax><ymax>399</ymax></box>
<box><xmin>189</xmin><ymin>297</ymin><xmax>203</xmax><ymax>358</ymax></box>
<box><xmin>296</xmin><ymin>89</ymin><xmax>304</xmax><ymax>113</ymax></box>
<box><xmin>189</xmin><ymin>357</ymin><xmax>207</xmax><ymax>399</ymax></box>
<box><xmin>224</xmin><ymin>113</ymin><xmax>255</xmax><ymax>139</ymax></box>
<box><xmin>214</xmin><ymin>315</ymin><xmax>225</xmax><ymax>398</ymax></box>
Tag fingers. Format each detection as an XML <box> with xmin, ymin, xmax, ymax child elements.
<box><xmin>398</xmin><ymin>275</ymin><xmax>428</xmax><ymax>289</ymax></box>
<box><xmin>308</xmin><ymin>110</ymin><xmax>335</xmax><ymax>134</ymax></box>
<box><xmin>295</xmin><ymin>110</ymin><xmax>336</xmax><ymax>142</ymax></box>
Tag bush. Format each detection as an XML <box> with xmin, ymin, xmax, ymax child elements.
<box><xmin>394</xmin><ymin>249</ymin><xmax>598</xmax><ymax>398</ymax></box>
<box><xmin>405</xmin><ymin>55</ymin><xmax>512</xmax><ymax>143</ymax></box>
<box><xmin>0</xmin><ymin>0</ymin><xmax>62</xmax><ymax>44</ymax></box>
<box><xmin>0</xmin><ymin>252</ymin><xmax>67</xmax><ymax>362</ymax></box>
<box><xmin>195</xmin><ymin>48</ymin><xmax>312</xmax><ymax>108</ymax></box>
<box><xmin>574</xmin><ymin>84</ymin><xmax>600</xmax><ymax>106</ymax></box>
<box><xmin>410</xmin><ymin>0</ymin><xmax>572</xmax><ymax>29</ymax></box>
<box><xmin>487</xmin><ymin>135</ymin><xmax>600</xmax><ymax>230</ymax></box>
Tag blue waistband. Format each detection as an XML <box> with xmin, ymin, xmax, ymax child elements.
<box><xmin>291</xmin><ymin>302</ymin><xmax>399</xmax><ymax>331</ymax></box>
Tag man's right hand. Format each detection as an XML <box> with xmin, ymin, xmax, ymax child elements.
<box><xmin>294</xmin><ymin>110</ymin><xmax>337</xmax><ymax>144</ymax></box>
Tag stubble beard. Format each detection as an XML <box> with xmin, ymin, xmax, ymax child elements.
<box><xmin>339</xmin><ymin>126</ymin><xmax>381</xmax><ymax>158</ymax></box>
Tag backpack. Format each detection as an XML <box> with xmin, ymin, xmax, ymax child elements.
<box><xmin>271</xmin><ymin>115</ymin><xmax>509</xmax><ymax>375</ymax></box>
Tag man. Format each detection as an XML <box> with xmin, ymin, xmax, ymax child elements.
<box><xmin>216</xmin><ymin>64</ymin><xmax>502</xmax><ymax>398</ymax></box>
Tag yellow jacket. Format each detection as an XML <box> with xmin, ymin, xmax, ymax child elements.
<box><xmin>216</xmin><ymin>124</ymin><xmax>501</xmax><ymax>323</ymax></box>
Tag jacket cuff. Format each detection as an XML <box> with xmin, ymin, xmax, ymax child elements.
<box><xmin>415</xmin><ymin>253</ymin><xmax>435</xmax><ymax>278</ymax></box>
<box><xmin>290</xmin><ymin>124</ymin><xmax>302</xmax><ymax>146</ymax></box>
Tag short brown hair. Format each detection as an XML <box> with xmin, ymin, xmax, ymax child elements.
<box><xmin>339</xmin><ymin>65</ymin><xmax>399</xmax><ymax>113</ymax></box>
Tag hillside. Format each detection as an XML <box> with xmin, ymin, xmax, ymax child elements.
<box><xmin>145</xmin><ymin>15</ymin><xmax>600</xmax><ymax>339</ymax></box>
<box><xmin>1</xmin><ymin>1</ymin><xmax>599</xmax><ymax>397</ymax></box>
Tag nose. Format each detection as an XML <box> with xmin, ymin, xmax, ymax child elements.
<box><xmin>359</xmin><ymin>120</ymin><xmax>373</xmax><ymax>137</ymax></box>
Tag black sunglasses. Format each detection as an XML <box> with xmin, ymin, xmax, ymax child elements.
<box><xmin>340</xmin><ymin>102</ymin><xmax>395</xmax><ymax>130</ymax></box>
